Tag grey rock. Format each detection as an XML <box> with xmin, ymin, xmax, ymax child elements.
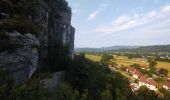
<box><xmin>0</xmin><ymin>32</ymin><xmax>39</xmax><ymax>85</ymax></box>
<box><xmin>34</xmin><ymin>0</ymin><xmax>75</xmax><ymax>68</ymax></box>
<box><xmin>41</xmin><ymin>71</ymin><xmax>65</xmax><ymax>92</ymax></box>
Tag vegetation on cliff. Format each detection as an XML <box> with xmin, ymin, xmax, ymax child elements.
<box><xmin>0</xmin><ymin>0</ymin><xmax>38</xmax><ymax>35</ymax></box>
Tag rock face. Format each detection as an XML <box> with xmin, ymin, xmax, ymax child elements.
<box><xmin>34</xmin><ymin>0</ymin><xmax>75</xmax><ymax>68</ymax></box>
<box><xmin>0</xmin><ymin>31</ymin><xmax>39</xmax><ymax>85</ymax></box>
<box><xmin>0</xmin><ymin>0</ymin><xmax>75</xmax><ymax>84</ymax></box>
<box><xmin>41</xmin><ymin>71</ymin><xmax>65</xmax><ymax>92</ymax></box>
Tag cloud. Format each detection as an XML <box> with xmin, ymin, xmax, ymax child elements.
<box><xmin>161</xmin><ymin>5</ymin><xmax>170</xmax><ymax>16</ymax></box>
<box><xmin>87</xmin><ymin>0</ymin><xmax>109</xmax><ymax>21</ymax></box>
<box><xmin>93</xmin><ymin>5</ymin><xmax>170</xmax><ymax>36</ymax></box>
<box><xmin>87</xmin><ymin>11</ymin><xmax>99</xmax><ymax>21</ymax></box>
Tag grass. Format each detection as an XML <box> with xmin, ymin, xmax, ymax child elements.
<box><xmin>85</xmin><ymin>54</ymin><xmax>170</xmax><ymax>77</ymax></box>
<box><xmin>116</xmin><ymin>56</ymin><xmax>148</xmax><ymax>66</ymax></box>
<box><xmin>85</xmin><ymin>54</ymin><xmax>101</xmax><ymax>62</ymax></box>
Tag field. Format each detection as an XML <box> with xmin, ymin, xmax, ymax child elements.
<box><xmin>85</xmin><ymin>54</ymin><xmax>101</xmax><ymax>62</ymax></box>
<box><xmin>85</xmin><ymin>54</ymin><xmax>170</xmax><ymax>76</ymax></box>
<box><xmin>116</xmin><ymin>56</ymin><xmax>148</xmax><ymax>66</ymax></box>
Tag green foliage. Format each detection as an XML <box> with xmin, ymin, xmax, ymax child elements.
<box><xmin>1</xmin><ymin>0</ymin><xmax>38</xmax><ymax>18</ymax></box>
<box><xmin>159</xmin><ymin>88</ymin><xmax>170</xmax><ymax>100</ymax></box>
<box><xmin>66</xmin><ymin>54</ymin><xmax>114</xmax><ymax>100</ymax></box>
<box><xmin>10</xmin><ymin>79</ymin><xmax>49</xmax><ymax>100</ymax></box>
<box><xmin>0</xmin><ymin>0</ymin><xmax>39</xmax><ymax>35</ymax></box>
<box><xmin>112</xmin><ymin>72</ymin><xmax>133</xmax><ymax>100</ymax></box>
<box><xmin>0</xmin><ymin>72</ymin><xmax>53</xmax><ymax>100</ymax></box>
<box><xmin>120</xmin><ymin>66</ymin><xmax>127</xmax><ymax>71</ymax></box>
<box><xmin>136</xmin><ymin>86</ymin><xmax>158</xmax><ymax>100</ymax></box>
<box><xmin>46</xmin><ymin>43</ymin><xmax>71</xmax><ymax>72</ymax></box>
<box><xmin>0</xmin><ymin>70</ymin><xmax>14</xmax><ymax>100</ymax></box>
<box><xmin>0</xmin><ymin>30</ymin><xmax>9</xmax><ymax>39</ymax></box>
<box><xmin>0</xmin><ymin>18</ymin><xmax>38</xmax><ymax>35</ymax></box>
<box><xmin>101</xmin><ymin>54</ymin><xmax>113</xmax><ymax>65</ymax></box>
<box><xmin>131</xmin><ymin>64</ymin><xmax>141</xmax><ymax>70</ymax></box>
<box><xmin>148</xmin><ymin>58</ymin><xmax>157</xmax><ymax>72</ymax></box>
<box><xmin>100</xmin><ymin>89</ymin><xmax>113</xmax><ymax>100</ymax></box>
<box><xmin>159</xmin><ymin>68</ymin><xmax>169</xmax><ymax>77</ymax></box>
<box><xmin>54</xmin><ymin>83</ymin><xmax>80</xmax><ymax>100</ymax></box>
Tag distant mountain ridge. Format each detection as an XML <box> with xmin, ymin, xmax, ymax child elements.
<box><xmin>75</xmin><ymin>45</ymin><xmax>170</xmax><ymax>53</ymax></box>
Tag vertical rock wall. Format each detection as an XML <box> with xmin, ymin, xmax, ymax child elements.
<box><xmin>0</xmin><ymin>0</ymin><xmax>75</xmax><ymax>85</ymax></box>
<box><xmin>36</xmin><ymin>0</ymin><xmax>75</xmax><ymax>68</ymax></box>
<box><xmin>0</xmin><ymin>32</ymin><xmax>39</xmax><ymax>85</ymax></box>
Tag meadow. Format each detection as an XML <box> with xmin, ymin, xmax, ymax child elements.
<box><xmin>85</xmin><ymin>54</ymin><xmax>170</xmax><ymax>76</ymax></box>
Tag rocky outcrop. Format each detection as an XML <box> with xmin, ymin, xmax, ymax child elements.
<box><xmin>35</xmin><ymin>0</ymin><xmax>75</xmax><ymax>68</ymax></box>
<box><xmin>0</xmin><ymin>31</ymin><xmax>39</xmax><ymax>84</ymax></box>
<box><xmin>0</xmin><ymin>0</ymin><xmax>75</xmax><ymax>85</ymax></box>
<box><xmin>41</xmin><ymin>71</ymin><xmax>65</xmax><ymax>92</ymax></box>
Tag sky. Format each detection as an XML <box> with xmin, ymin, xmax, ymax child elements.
<box><xmin>67</xmin><ymin>0</ymin><xmax>170</xmax><ymax>48</ymax></box>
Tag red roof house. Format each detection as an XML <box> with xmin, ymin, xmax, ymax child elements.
<box><xmin>163</xmin><ymin>81</ymin><xmax>170</xmax><ymax>90</ymax></box>
<box><xmin>127</xmin><ymin>67</ymin><xmax>143</xmax><ymax>79</ymax></box>
<box><xmin>139</xmin><ymin>76</ymin><xmax>158</xmax><ymax>91</ymax></box>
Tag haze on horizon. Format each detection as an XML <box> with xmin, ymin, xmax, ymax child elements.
<box><xmin>67</xmin><ymin>0</ymin><xmax>170</xmax><ymax>48</ymax></box>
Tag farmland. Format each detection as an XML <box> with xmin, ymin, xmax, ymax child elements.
<box><xmin>85</xmin><ymin>54</ymin><xmax>170</xmax><ymax>76</ymax></box>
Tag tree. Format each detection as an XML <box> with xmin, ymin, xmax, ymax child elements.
<box><xmin>136</xmin><ymin>86</ymin><xmax>158</xmax><ymax>100</ymax></box>
<box><xmin>159</xmin><ymin>68</ymin><xmax>168</xmax><ymax>77</ymax></box>
<box><xmin>101</xmin><ymin>54</ymin><xmax>113</xmax><ymax>65</ymax></box>
<box><xmin>54</xmin><ymin>83</ymin><xmax>80</xmax><ymax>100</ymax></box>
<box><xmin>159</xmin><ymin>88</ymin><xmax>170</xmax><ymax>100</ymax></box>
<box><xmin>100</xmin><ymin>89</ymin><xmax>113</xmax><ymax>100</ymax></box>
<box><xmin>0</xmin><ymin>70</ymin><xmax>14</xmax><ymax>100</ymax></box>
<box><xmin>148</xmin><ymin>58</ymin><xmax>157</xmax><ymax>72</ymax></box>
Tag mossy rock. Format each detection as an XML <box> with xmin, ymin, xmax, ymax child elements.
<box><xmin>0</xmin><ymin>18</ymin><xmax>38</xmax><ymax>36</ymax></box>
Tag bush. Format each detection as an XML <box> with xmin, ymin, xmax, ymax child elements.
<box><xmin>0</xmin><ymin>69</ymin><xmax>14</xmax><ymax>100</ymax></box>
<box><xmin>0</xmin><ymin>30</ymin><xmax>9</xmax><ymax>39</ymax></box>
<box><xmin>0</xmin><ymin>18</ymin><xmax>38</xmax><ymax>36</ymax></box>
<box><xmin>66</xmin><ymin>54</ymin><xmax>114</xmax><ymax>100</ymax></box>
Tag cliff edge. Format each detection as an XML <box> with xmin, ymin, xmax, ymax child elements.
<box><xmin>0</xmin><ymin>0</ymin><xmax>75</xmax><ymax>84</ymax></box>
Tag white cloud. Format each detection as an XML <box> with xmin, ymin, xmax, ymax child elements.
<box><xmin>93</xmin><ymin>5</ymin><xmax>170</xmax><ymax>36</ymax></box>
<box><xmin>87</xmin><ymin>11</ymin><xmax>99</xmax><ymax>21</ymax></box>
<box><xmin>87</xmin><ymin>0</ymin><xmax>109</xmax><ymax>21</ymax></box>
<box><xmin>145</xmin><ymin>10</ymin><xmax>157</xmax><ymax>18</ymax></box>
<box><xmin>161</xmin><ymin>5</ymin><xmax>170</xmax><ymax>16</ymax></box>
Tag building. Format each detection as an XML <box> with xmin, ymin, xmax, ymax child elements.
<box><xmin>139</xmin><ymin>76</ymin><xmax>158</xmax><ymax>91</ymax></box>
<box><xmin>127</xmin><ymin>67</ymin><xmax>143</xmax><ymax>79</ymax></box>
<box><xmin>130</xmin><ymin>83</ymin><xmax>139</xmax><ymax>92</ymax></box>
<box><xmin>141</xmin><ymin>65</ymin><xmax>149</xmax><ymax>70</ymax></box>
<box><xmin>163</xmin><ymin>81</ymin><xmax>170</xmax><ymax>91</ymax></box>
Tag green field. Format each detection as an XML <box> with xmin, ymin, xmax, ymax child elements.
<box><xmin>116</xmin><ymin>56</ymin><xmax>149</xmax><ymax>66</ymax></box>
<box><xmin>85</xmin><ymin>54</ymin><xmax>101</xmax><ymax>62</ymax></box>
<box><xmin>85</xmin><ymin>54</ymin><xmax>170</xmax><ymax>76</ymax></box>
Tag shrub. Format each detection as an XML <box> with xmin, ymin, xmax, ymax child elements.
<box><xmin>0</xmin><ymin>18</ymin><xmax>38</xmax><ymax>36</ymax></box>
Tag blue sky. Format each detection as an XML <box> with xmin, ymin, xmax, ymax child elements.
<box><xmin>67</xmin><ymin>0</ymin><xmax>170</xmax><ymax>48</ymax></box>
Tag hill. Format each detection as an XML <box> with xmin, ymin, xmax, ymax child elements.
<box><xmin>75</xmin><ymin>46</ymin><xmax>139</xmax><ymax>52</ymax></box>
<box><xmin>75</xmin><ymin>45</ymin><xmax>170</xmax><ymax>53</ymax></box>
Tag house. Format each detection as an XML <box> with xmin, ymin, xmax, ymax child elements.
<box><xmin>113</xmin><ymin>64</ymin><xmax>120</xmax><ymax>69</ymax></box>
<box><xmin>126</xmin><ymin>67</ymin><xmax>143</xmax><ymax>79</ymax></box>
<box><xmin>163</xmin><ymin>81</ymin><xmax>170</xmax><ymax>91</ymax></box>
<box><xmin>139</xmin><ymin>76</ymin><xmax>158</xmax><ymax>91</ymax></box>
<box><xmin>126</xmin><ymin>67</ymin><xmax>136</xmax><ymax>73</ymax></box>
<box><xmin>141</xmin><ymin>65</ymin><xmax>149</xmax><ymax>70</ymax></box>
<box><xmin>130</xmin><ymin>83</ymin><xmax>139</xmax><ymax>92</ymax></box>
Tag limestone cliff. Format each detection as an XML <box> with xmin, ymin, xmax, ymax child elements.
<box><xmin>0</xmin><ymin>0</ymin><xmax>75</xmax><ymax>84</ymax></box>
<box><xmin>34</xmin><ymin>0</ymin><xmax>75</xmax><ymax>68</ymax></box>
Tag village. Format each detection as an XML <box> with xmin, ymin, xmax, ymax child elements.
<box><xmin>109</xmin><ymin>63</ymin><xmax>170</xmax><ymax>97</ymax></box>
